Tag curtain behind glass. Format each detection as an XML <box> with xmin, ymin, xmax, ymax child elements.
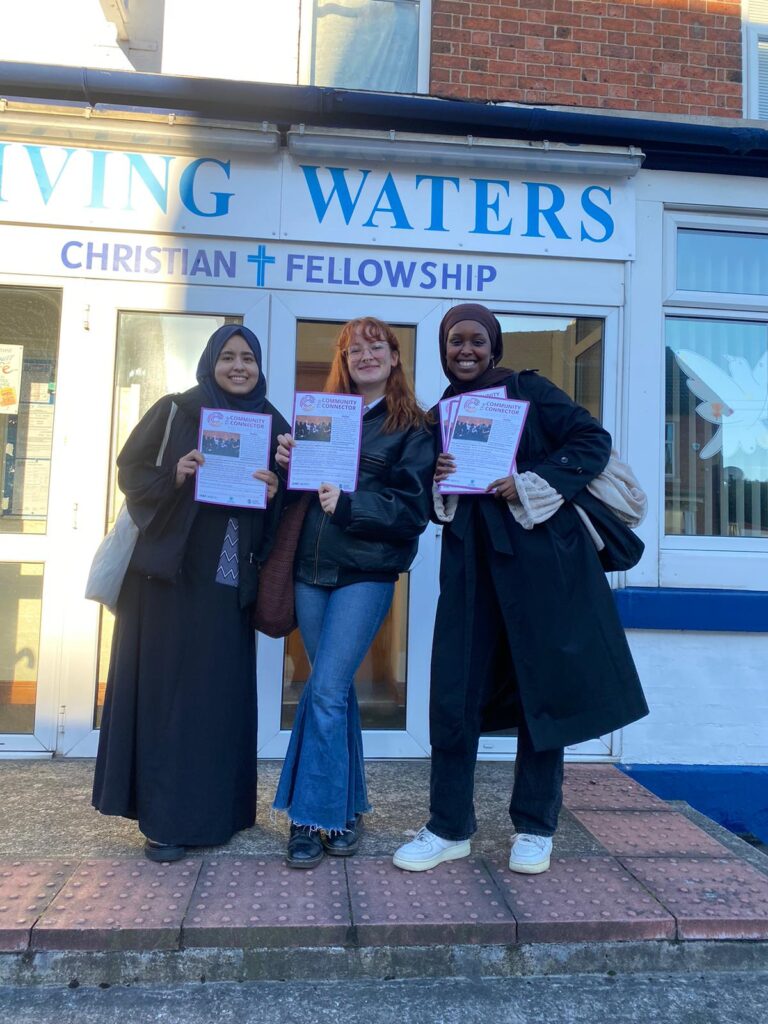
<box><xmin>312</xmin><ymin>0</ymin><xmax>419</xmax><ymax>92</ymax></box>
<box><xmin>677</xmin><ymin>230</ymin><xmax>768</xmax><ymax>295</ymax></box>
<box><xmin>759</xmin><ymin>40</ymin><xmax>768</xmax><ymax>118</ymax></box>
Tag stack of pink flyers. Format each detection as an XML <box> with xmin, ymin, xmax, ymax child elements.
<box><xmin>438</xmin><ymin>386</ymin><xmax>507</xmax><ymax>453</ymax></box>
<box><xmin>438</xmin><ymin>387</ymin><xmax>530</xmax><ymax>495</ymax></box>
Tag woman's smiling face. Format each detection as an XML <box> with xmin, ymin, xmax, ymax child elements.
<box><xmin>214</xmin><ymin>333</ymin><xmax>259</xmax><ymax>395</ymax></box>
<box><xmin>345</xmin><ymin>326</ymin><xmax>398</xmax><ymax>395</ymax></box>
<box><xmin>444</xmin><ymin>320</ymin><xmax>493</xmax><ymax>382</ymax></box>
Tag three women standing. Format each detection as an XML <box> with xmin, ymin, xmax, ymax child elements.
<box><xmin>272</xmin><ymin>317</ymin><xmax>434</xmax><ymax>867</ymax></box>
<box><xmin>93</xmin><ymin>306</ymin><xmax>647</xmax><ymax>876</ymax></box>
<box><xmin>93</xmin><ymin>325</ymin><xmax>289</xmax><ymax>862</ymax></box>
<box><xmin>393</xmin><ymin>304</ymin><xmax>648</xmax><ymax>875</ymax></box>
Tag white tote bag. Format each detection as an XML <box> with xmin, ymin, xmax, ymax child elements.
<box><xmin>84</xmin><ymin>504</ymin><xmax>140</xmax><ymax>613</ymax></box>
<box><xmin>85</xmin><ymin>401</ymin><xmax>178</xmax><ymax>613</ymax></box>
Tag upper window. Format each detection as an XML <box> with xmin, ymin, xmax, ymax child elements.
<box><xmin>746</xmin><ymin>0</ymin><xmax>768</xmax><ymax>118</ymax></box>
<box><xmin>677</xmin><ymin>229</ymin><xmax>768</xmax><ymax>296</ymax></box>
<box><xmin>301</xmin><ymin>0</ymin><xmax>426</xmax><ymax>93</ymax></box>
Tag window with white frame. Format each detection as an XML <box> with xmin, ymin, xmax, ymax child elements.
<box><xmin>746</xmin><ymin>0</ymin><xmax>768</xmax><ymax>118</ymax></box>
<box><xmin>665</xmin><ymin>227</ymin><xmax>768</xmax><ymax>538</ymax></box>
<box><xmin>300</xmin><ymin>0</ymin><xmax>429</xmax><ymax>93</ymax></box>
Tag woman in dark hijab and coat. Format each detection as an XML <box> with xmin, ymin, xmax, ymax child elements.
<box><xmin>393</xmin><ymin>304</ymin><xmax>648</xmax><ymax>875</ymax></box>
<box><xmin>92</xmin><ymin>325</ymin><xmax>289</xmax><ymax>861</ymax></box>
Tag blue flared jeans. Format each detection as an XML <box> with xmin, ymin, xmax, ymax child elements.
<box><xmin>272</xmin><ymin>579</ymin><xmax>395</xmax><ymax>832</ymax></box>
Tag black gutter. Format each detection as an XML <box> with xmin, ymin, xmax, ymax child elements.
<box><xmin>2</xmin><ymin>60</ymin><xmax>768</xmax><ymax>177</ymax></box>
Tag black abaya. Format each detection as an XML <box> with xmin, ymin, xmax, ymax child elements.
<box><xmin>91</xmin><ymin>329</ymin><xmax>289</xmax><ymax>847</ymax></box>
<box><xmin>93</xmin><ymin>504</ymin><xmax>258</xmax><ymax>846</ymax></box>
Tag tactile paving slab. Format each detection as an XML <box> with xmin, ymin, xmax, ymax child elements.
<box><xmin>349</xmin><ymin>857</ymin><xmax>516</xmax><ymax>946</ymax></box>
<box><xmin>183</xmin><ymin>857</ymin><xmax>351</xmax><ymax>947</ymax></box>
<box><xmin>570</xmin><ymin>810</ymin><xmax>731</xmax><ymax>857</ymax></box>
<box><xmin>0</xmin><ymin>860</ymin><xmax>76</xmax><ymax>952</ymax></box>
<box><xmin>621</xmin><ymin>857</ymin><xmax>768</xmax><ymax>940</ymax></box>
<box><xmin>32</xmin><ymin>858</ymin><xmax>201</xmax><ymax>950</ymax></box>
<box><xmin>562</xmin><ymin>766</ymin><xmax>670</xmax><ymax>811</ymax></box>
<box><xmin>487</xmin><ymin>855</ymin><xmax>675</xmax><ymax>942</ymax></box>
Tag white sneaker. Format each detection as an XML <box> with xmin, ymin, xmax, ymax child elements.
<box><xmin>393</xmin><ymin>827</ymin><xmax>471</xmax><ymax>872</ymax></box>
<box><xmin>508</xmin><ymin>833</ymin><xmax>553</xmax><ymax>874</ymax></box>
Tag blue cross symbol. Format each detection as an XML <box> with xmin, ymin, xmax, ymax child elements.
<box><xmin>247</xmin><ymin>245</ymin><xmax>276</xmax><ymax>287</ymax></box>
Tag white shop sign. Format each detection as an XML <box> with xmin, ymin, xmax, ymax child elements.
<box><xmin>0</xmin><ymin>142</ymin><xmax>636</xmax><ymax>260</ymax></box>
<box><xmin>0</xmin><ymin>225</ymin><xmax>625</xmax><ymax>305</ymax></box>
<box><xmin>281</xmin><ymin>158</ymin><xmax>636</xmax><ymax>260</ymax></box>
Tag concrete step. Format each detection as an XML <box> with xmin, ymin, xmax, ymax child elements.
<box><xmin>1</xmin><ymin>763</ymin><xmax>767</xmax><ymax>986</ymax></box>
<box><xmin>3</xmin><ymin>972</ymin><xmax>768</xmax><ymax>1024</ymax></box>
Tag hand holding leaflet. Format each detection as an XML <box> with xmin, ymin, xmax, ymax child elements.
<box><xmin>439</xmin><ymin>394</ymin><xmax>529</xmax><ymax>494</ymax></box>
<box><xmin>287</xmin><ymin>391</ymin><xmax>363</xmax><ymax>492</ymax></box>
<box><xmin>195</xmin><ymin>407</ymin><xmax>273</xmax><ymax>509</ymax></box>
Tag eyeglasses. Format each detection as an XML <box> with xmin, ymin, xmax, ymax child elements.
<box><xmin>346</xmin><ymin>342</ymin><xmax>390</xmax><ymax>360</ymax></box>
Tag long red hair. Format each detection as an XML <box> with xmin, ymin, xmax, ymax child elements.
<box><xmin>324</xmin><ymin>317</ymin><xmax>429</xmax><ymax>433</ymax></box>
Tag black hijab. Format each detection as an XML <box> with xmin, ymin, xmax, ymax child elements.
<box><xmin>195</xmin><ymin>324</ymin><xmax>267</xmax><ymax>412</ymax></box>
<box><xmin>439</xmin><ymin>303</ymin><xmax>513</xmax><ymax>396</ymax></box>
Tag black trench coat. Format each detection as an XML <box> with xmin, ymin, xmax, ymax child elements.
<box><xmin>430</xmin><ymin>370</ymin><xmax>649</xmax><ymax>754</ymax></box>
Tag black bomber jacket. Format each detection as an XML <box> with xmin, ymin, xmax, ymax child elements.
<box><xmin>294</xmin><ymin>402</ymin><xmax>435</xmax><ymax>587</ymax></box>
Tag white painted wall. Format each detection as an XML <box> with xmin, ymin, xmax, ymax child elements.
<box><xmin>161</xmin><ymin>0</ymin><xmax>301</xmax><ymax>83</ymax></box>
<box><xmin>622</xmin><ymin>630</ymin><xmax>768</xmax><ymax>765</ymax></box>
<box><xmin>0</xmin><ymin>0</ymin><xmax>134</xmax><ymax>69</ymax></box>
<box><xmin>621</xmin><ymin>171</ymin><xmax>768</xmax><ymax>771</ymax></box>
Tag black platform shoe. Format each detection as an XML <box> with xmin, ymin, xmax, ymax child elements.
<box><xmin>144</xmin><ymin>838</ymin><xmax>186</xmax><ymax>863</ymax></box>
<box><xmin>322</xmin><ymin>815</ymin><xmax>364</xmax><ymax>857</ymax></box>
<box><xmin>286</xmin><ymin>824</ymin><xmax>324</xmax><ymax>869</ymax></box>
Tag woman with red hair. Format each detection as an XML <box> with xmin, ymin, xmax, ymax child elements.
<box><xmin>272</xmin><ymin>317</ymin><xmax>434</xmax><ymax>868</ymax></box>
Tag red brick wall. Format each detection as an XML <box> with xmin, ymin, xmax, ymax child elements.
<box><xmin>430</xmin><ymin>0</ymin><xmax>743</xmax><ymax>117</ymax></box>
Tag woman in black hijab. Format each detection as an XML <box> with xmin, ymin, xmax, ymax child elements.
<box><xmin>394</xmin><ymin>304</ymin><xmax>647</xmax><ymax>875</ymax></box>
<box><xmin>93</xmin><ymin>325</ymin><xmax>290</xmax><ymax>861</ymax></box>
<box><xmin>436</xmin><ymin>303</ymin><xmax>511</xmax><ymax>392</ymax></box>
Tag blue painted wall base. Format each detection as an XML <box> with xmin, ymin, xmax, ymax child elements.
<box><xmin>614</xmin><ymin>586</ymin><xmax>768</xmax><ymax>632</ymax></box>
<box><xmin>619</xmin><ymin>764</ymin><xmax>768</xmax><ymax>843</ymax></box>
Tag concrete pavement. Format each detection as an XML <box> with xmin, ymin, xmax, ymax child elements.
<box><xmin>1</xmin><ymin>760</ymin><xmax>767</xmax><ymax>989</ymax></box>
<box><xmin>2</xmin><ymin>973</ymin><xmax>768</xmax><ymax>1024</ymax></box>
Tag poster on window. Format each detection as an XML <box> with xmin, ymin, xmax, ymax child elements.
<box><xmin>10</xmin><ymin>459</ymin><xmax>51</xmax><ymax>518</ymax></box>
<box><xmin>0</xmin><ymin>344</ymin><xmax>23</xmax><ymax>415</ymax></box>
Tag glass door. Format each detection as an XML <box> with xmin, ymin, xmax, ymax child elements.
<box><xmin>476</xmin><ymin>305</ymin><xmax>621</xmax><ymax>760</ymax></box>
<box><xmin>281</xmin><ymin>319</ymin><xmax>416</xmax><ymax>736</ymax></box>
<box><xmin>0</xmin><ymin>283</ymin><xmax>64</xmax><ymax>754</ymax></box>
<box><xmin>257</xmin><ymin>293</ymin><xmax>445</xmax><ymax>758</ymax></box>
<box><xmin>55</xmin><ymin>282</ymin><xmax>270</xmax><ymax>757</ymax></box>
<box><xmin>92</xmin><ymin>309</ymin><xmax>245</xmax><ymax>732</ymax></box>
